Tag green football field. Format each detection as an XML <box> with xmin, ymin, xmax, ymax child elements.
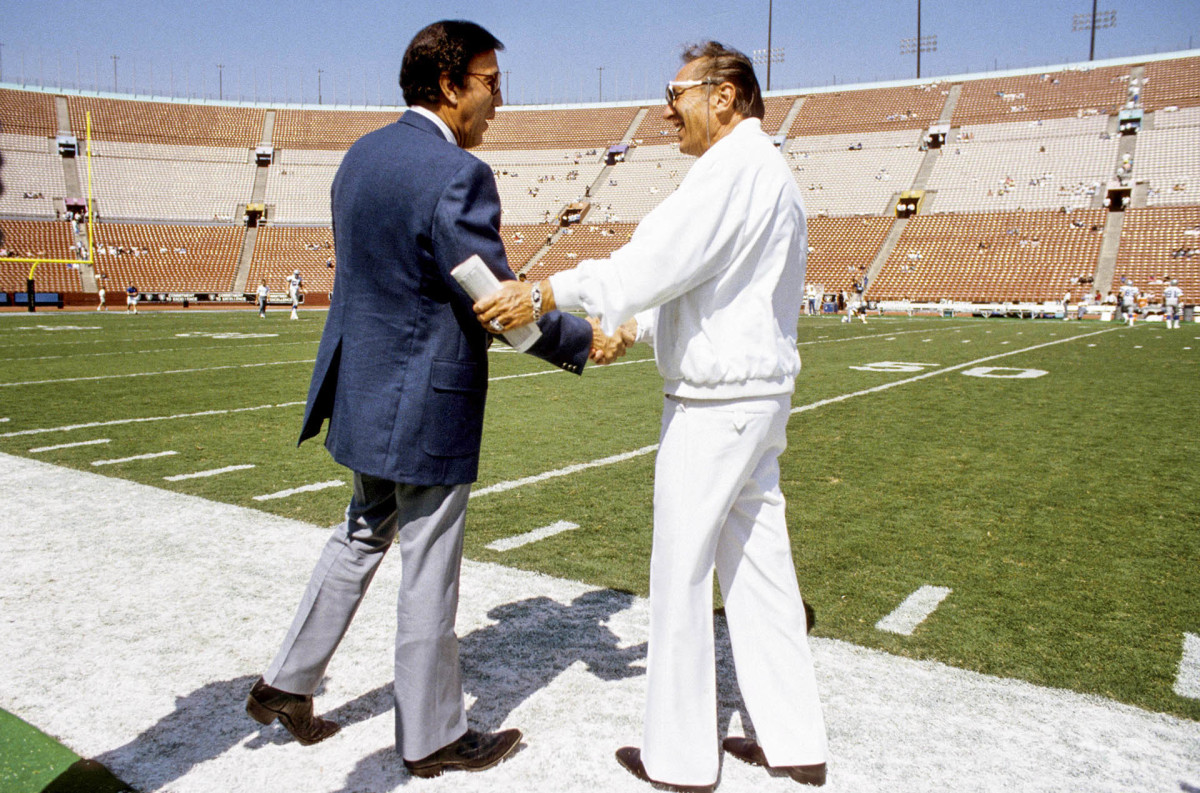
<box><xmin>0</xmin><ymin>307</ymin><xmax>1196</xmax><ymax>743</ymax></box>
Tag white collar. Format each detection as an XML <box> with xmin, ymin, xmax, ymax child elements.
<box><xmin>407</xmin><ymin>105</ymin><xmax>457</xmax><ymax>146</ymax></box>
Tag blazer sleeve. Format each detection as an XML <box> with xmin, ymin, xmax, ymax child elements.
<box><xmin>432</xmin><ymin>157</ymin><xmax>591</xmax><ymax>375</ymax></box>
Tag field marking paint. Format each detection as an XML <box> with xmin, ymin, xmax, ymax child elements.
<box><xmin>29</xmin><ymin>438</ymin><xmax>111</xmax><ymax>453</ymax></box>
<box><xmin>253</xmin><ymin>480</ymin><xmax>345</xmax><ymax>501</ymax></box>
<box><xmin>1175</xmin><ymin>633</ymin><xmax>1200</xmax><ymax>700</ymax></box>
<box><xmin>0</xmin><ymin>401</ymin><xmax>307</xmax><ymax>439</ymax></box>
<box><xmin>0</xmin><ymin>324</ymin><xmax>967</xmax><ymax>436</ymax></box>
<box><xmin>91</xmin><ymin>451</ymin><xmax>178</xmax><ymax>467</ymax></box>
<box><xmin>0</xmin><ymin>339</ymin><xmax>317</xmax><ymax>363</ymax></box>
<box><xmin>877</xmin><ymin>585</ymin><xmax>953</xmax><ymax>635</ymax></box>
<box><xmin>472</xmin><ymin>328</ymin><xmax>1120</xmax><ymax>499</ymax></box>
<box><xmin>164</xmin><ymin>464</ymin><xmax>256</xmax><ymax>482</ymax></box>
<box><xmin>797</xmin><ymin>324</ymin><xmax>971</xmax><ymax>347</ymax></box>
<box><xmin>961</xmin><ymin>366</ymin><xmax>1048</xmax><ymax>379</ymax></box>
<box><xmin>486</xmin><ymin>520</ymin><xmax>581</xmax><ymax>551</ymax></box>
<box><xmin>0</xmin><ymin>359</ymin><xmax>315</xmax><ymax>388</ymax></box>
<box><xmin>792</xmin><ymin>327</ymin><xmax>1120</xmax><ymax>416</ymax></box>
<box><xmin>471</xmin><ymin>445</ymin><xmax>659</xmax><ymax>499</ymax></box>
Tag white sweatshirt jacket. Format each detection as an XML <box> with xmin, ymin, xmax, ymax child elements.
<box><xmin>549</xmin><ymin>118</ymin><xmax>806</xmax><ymax>399</ymax></box>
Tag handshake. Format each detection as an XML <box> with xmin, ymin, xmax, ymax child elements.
<box><xmin>473</xmin><ymin>278</ymin><xmax>636</xmax><ymax>365</ymax></box>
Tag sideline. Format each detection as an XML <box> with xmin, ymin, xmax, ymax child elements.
<box><xmin>0</xmin><ymin>452</ymin><xmax>1195</xmax><ymax>793</ymax></box>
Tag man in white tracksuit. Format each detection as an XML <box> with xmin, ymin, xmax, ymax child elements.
<box><xmin>476</xmin><ymin>41</ymin><xmax>827</xmax><ymax>792</ymax></box>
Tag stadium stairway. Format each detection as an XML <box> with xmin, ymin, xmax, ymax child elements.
<box><xmin>232</xmin><ymin>112</ymin><xmax>276</xmax><ymax>293</ymax></box>
<box><xmin>56</xmin><ymin>95</ymin><xmax>98</xmax><ymax>292</ymax></box>
<box><xmin>864</xmin><ymin>216</ymin><xmax>909</xmax><ymax>292</ymax></box>
<box><xmin>1094</xmin><ymin>207</ymin><xmax>1125</xmax><ymax>291</ymax></box>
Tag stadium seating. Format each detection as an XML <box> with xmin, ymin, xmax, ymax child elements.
<box><xmin>787</xmin><ymin>130</ymin><xmax>926</xmax><ymax>216</ymax></box>
<box><xmin>951</xmin><ymin>66</ymin><xmax>1127</xmax><ymax>126</ymax></box>
<box><xmin>868</xmin><ymin>209</ymin><xmax>1108</xmax><ymax>302</ymax></box>
<box><xmin>0</xmin><ymin>219</ymin><xmax>82</xmax><ymax>292</ymax></box>
<box><xmin>89</xmin><ymin>223</ymin><xmax>243</xmax><ymax>292</ymax></box>
<box><xmin>806</xmin><ymin>216</ymin><xmax>896</xmax><ymax>293</ymax></box>
<box><xmin>1112</xmin><ymin>205</ymin><xmax>1200</xmax><ymax>301</ymax></box>
<box><xmin>66</xmin><ymin>95</ymin><xmax>263</xmax><ymax>147</ymax></box>
<box><xmin>0</xmin><ymin>89</ymin><xmax>57</xmax><ymax>137</ymax></box>
<box><xmin>1141</xmin><ymin>56</ymin><xmax>1200</xmax><ymax>112</ymax></box>
<box><xmin>788</xmin><ymin>84</ymin><xmax>947</xmax><ymax>136</ymax></box>
<box><xmin>923</xmin><ymin>117</ymin><xmax>1117</xmax><ymax>213</ymax></box>
<box><xmin>0</xmin><ymin>134</ymin><xmax>68</xmax><ymax>219</ymax></box>
<box><xmin>2</xmin><ymin>51</ymin><xmax>1199</xmax><ymax>310</ymax></box>
<box><xmin>523</xmin><ymin>224</ymin><xmax>638</xmax><ymax>281</ymax></box>
<box><xmin>87</xmin><ymin>141</ymin><xmax>257</xmax><ymax>221</ymax></box>
<box><xmin>247</xmin><ymin>225</ymin><xmax>335</xmax><ymax>294</ymax></box>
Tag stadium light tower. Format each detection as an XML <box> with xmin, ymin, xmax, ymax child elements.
<box><xmin>1072</xmin><ymin>0</ymin><xmax>1116</xmax><ymax>61</ymax></box>
<box><xmin>752</xmin><ymin>0</ymin><xmax>784</xmax><ymax>90</ymax></box>
<box><xmin>217</xmin><ymin>64</ymin><xmax>224</xmax><ymax>100</ymax></box>
<box><xmin>318</xmin><ymin>68</ymin><xmax>324</xmax><ymax>105</ymax></box>
<box><xmin>598</xmin><ymin>66</ymin><xmax>604</xmax><ymax>102</ymax></box>
<box><xmin>111</xmin><ymin>54</ymin><xmax>119</xmax><ymax>92</ymax></box>
<box><xmin>899</xmin><ymin>0</ymin><xmax>936</xmax><ymax>79</ymax></box>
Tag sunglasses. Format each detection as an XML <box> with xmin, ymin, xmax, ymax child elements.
<box><xmin>665</xmin><ymin>79</ymin><xmax>718</xmax><ymax>105</ymax></box>
<box><xmin>466</xmin><ymin>71</ymin><xmax>502</xmax><ymax>96</ymax></box>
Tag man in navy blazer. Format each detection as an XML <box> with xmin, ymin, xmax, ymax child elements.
<box><xmin>246</xmin><ymin>20</ymin><xmax>594</xmax><ymax>778</ymax></box>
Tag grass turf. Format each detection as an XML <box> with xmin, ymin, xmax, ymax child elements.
<box><xmin>0</xmin><ymin>310</ymin><xmax>1196</xmax><ymax>744</ymax></box>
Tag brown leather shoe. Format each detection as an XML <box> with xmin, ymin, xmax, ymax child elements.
<box><xmin>615</xmin><ymin>746</ymin><xmax>715</xmax><ymax>793</ymax></box>
<box><xmin>722</xmin><ymin>737</ymin><xmax>826</xmax><ymax>786</ymax></box>
<box><xmin>403</xmin><ymin>728</ymin><xmax>522</xmax><ymax>778</ymax></box>
<box><xmin>245</xmin><ymin>677</ymin><xmax>340</xmax><ymax>746</ymax></box>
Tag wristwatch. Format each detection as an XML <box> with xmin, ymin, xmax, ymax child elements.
<box><xmin>530</xmin><ymin>282</ymin><xmax>542</xmax><ymax>322</ymax></box>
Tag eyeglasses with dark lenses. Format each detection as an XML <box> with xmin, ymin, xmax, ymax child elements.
<box><xmin>466</xmin><ymin>72</ymin><xmax>502</xmax><ymax>96</ymax></box>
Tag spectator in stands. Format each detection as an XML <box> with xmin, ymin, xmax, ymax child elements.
<box><xmin>476</xmin><ymin>40</ymin><xmax>827</xmax><ymax>792</ymax></box>
<box><xmin>247</xmin><ymin>19</ymin><xmax>593</xmax><ymax>780</ymax></box>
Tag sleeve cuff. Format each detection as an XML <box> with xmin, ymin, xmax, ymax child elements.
<box><xmin>548</xmin><ymin>270</ymin><xmax>584</xmax><ymax>312</ymax></box>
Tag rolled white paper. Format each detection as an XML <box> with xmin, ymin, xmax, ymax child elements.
<box><xmin>451</xmin><ymin>254</ymin><xmax>542</xmax><ymax>353</ymax></box>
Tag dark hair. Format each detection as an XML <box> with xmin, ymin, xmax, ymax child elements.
<box><xmin>400</xmin><ymin>20</ymin><xmax>504</xmax><ymax>107</ymax></box>
<box><xmin>681</xmin><ymin>41</ymin><xmax>765</xmax><ymax>120</ymax></box>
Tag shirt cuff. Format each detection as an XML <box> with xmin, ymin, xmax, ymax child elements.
<box><xmin>548</xmin><ymin>270</ymin><xmax>584</xmax><ymax>312</ymax></box>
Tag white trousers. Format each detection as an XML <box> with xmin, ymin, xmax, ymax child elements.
<box><xmin>642</xmin><ymin>394</ymin><xmax>827</xmax><ymax>786</ymax></box>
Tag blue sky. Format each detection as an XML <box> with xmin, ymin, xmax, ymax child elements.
<box><xmin>3</xmin><ymin>0</ymin><xmax>1199</xmax><ymax>106</ymax></box>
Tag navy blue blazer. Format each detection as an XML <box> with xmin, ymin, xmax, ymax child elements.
<box><xmin>299</xmin><ymin>111</ymin><xmax>592</xmax><ymax>485</ymax></box>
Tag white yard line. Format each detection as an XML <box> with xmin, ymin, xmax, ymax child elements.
<box><xmin>791</xmin><ymin>326</ymin><xmax>1121</xmax><ymax>415</ymax></box>
<box><xmin>0</xmin><ymin>339</ymin><xmax>317</xmax><ymax>363</ymax></box>
<box><xmin>486</xmin><ymin>521</ymin><xmax>580</xmax><ymax>551</ymax></box>
<box><xmin>0</xmin><ymin>359</ymin><xmax>316</xmax><ymax>388</ymax></box>
<box><xmin>474</xmin><ymin>328</ymin><xmax>1121</xmax><ymax>498</ymax></box>
<box><xmin>471</xmin><ymin>445</ymin><xmax>659</xmax><ymax>499</ymax></box>
<box><xmin>29</xmin><ymin>438</ymin><xmax>111</xmax><ymax>453</ymax></box>
<box><xmin>164</xmin><ymin>464</ymin><xmax>257</xmax><ymax>482</ymax></box>
<box><xmin>253</xmin><ymin>480</ymin><xmax>345</xmax><ymax>501</ymax></box>
<box><xmin>1175</xmin><ymin>633</ymin><xmax>1200</xmax><ymax>700</ymax></box>
<box><xmin>91</xmin><ymin>451</ymin><xmax>178</xmax><ymax>466</ymax></box>
<box><xmin>876</xmin><ymin>586</ymin><xmax>953</xmax><ymax>635</ymax></box>
<box><xmin>0</xmin><ymin>402</ymin><xmax>307</xmax><ymax>439</ymax></box>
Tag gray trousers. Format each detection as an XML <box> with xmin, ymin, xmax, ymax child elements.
<box><xmin>264</xmin><ymin>472</ymin><xmax>470</xmax><ymax>760</ymax></box>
